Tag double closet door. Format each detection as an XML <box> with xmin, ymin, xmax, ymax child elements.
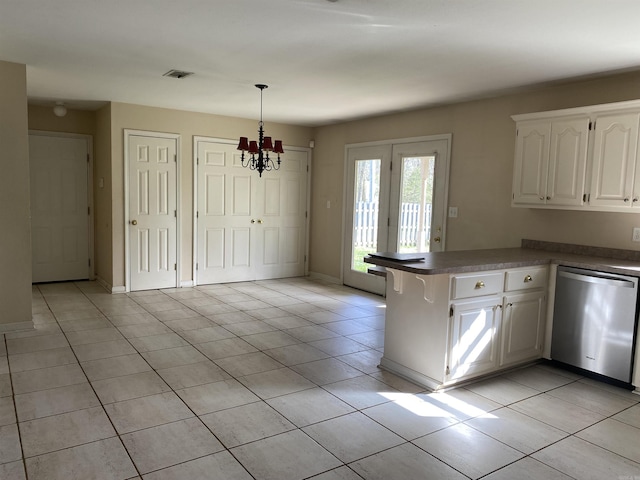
<box><xmin>195</xmin><ymin>138</ymin><xmax>309</xmax><ymax>284</ymax></box>
<box><xmin>343</xmin><ymin>136</ymin><xmax>451</xmax><ymax>295</ymax></box>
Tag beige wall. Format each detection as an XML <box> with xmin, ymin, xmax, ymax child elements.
<box><xmin>27</xmin><ymin>105</ymin><xmax>96</xmax><ymax>136</ymax></box>
<box><xmin>310</xmin><ymin>71</ymin><xmax>640</xmax><ymax>280</ymax></box>
<box><xmin>95</xmin><ymin>105</ymin><xmax>113</xmax><ymax>286</ymax></box>
<box><xmin>0</xmin><ymin>61</ymin><xmax>32</xmax><ymax>331</ymax></box>
<box><xmin>109</xmin><ymin>102</ymin><xmax>314</xmax><ymax>289</ymax></box>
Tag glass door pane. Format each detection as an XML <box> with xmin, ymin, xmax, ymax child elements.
<box><xmin>398</xmin><ymin>155</ymin><xmax>435</xmax><ymax>253</ymax></box>
<box><xmin>352</xmin><ymin>158</ymin><xmax>381</xmax><ymax>272</ymax></box>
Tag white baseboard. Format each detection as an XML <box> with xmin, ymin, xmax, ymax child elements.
<box><xmin>379</xmin><ymin>356</ymin><xmax>442</xmax><ymax>392</ymax></box>
<box><xmin>0</xmin><ymin>320</ymin><xmax>35</xmax><ymax>334</ymax></box>
<box><xmin>308</xmin><ymin>271</ymin><xmax>341</xmax><ymax>285</ymax></box>
<box><xmin>180</xmin><ymin>280</ymin><xmax>194</xmax><ymax>288</ymax></box>
<box><xmin>95</xmin><ymin>276</ymin><xmax>126</xmax><ymax>294</ymax></box>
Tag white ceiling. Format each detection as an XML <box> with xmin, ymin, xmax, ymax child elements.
<box><xmin>2</xmin><ymin>0</ymin><xmax>640</xmax><ymax>126</ymax></box>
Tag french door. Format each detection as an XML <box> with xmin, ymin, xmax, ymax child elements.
<box><xmin>343</xmin><ymin>135</ymin><xmax>451</xmax><ymax>294</ymax></box>
<box><xmin>194</xmin><ymin>138</ymin><xmax>308</xmax><ymax>284</ymax></box>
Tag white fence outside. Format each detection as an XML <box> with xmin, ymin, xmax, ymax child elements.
<box><xmin>354</xmin><ymin>202</ymin><xmax>432</xmax><ymax>248</ymax></box>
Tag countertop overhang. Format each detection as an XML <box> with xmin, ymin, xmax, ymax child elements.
<box><xmin>365</xmin><ymin>245</ymin><xmax>640</xmax><ymax>277</ymax></box>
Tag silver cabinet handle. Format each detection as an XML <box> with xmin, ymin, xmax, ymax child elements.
<box><xmin>475</xmin><ymin>281</ymin><xmax>485</xmax><ymax>289</ymax></box>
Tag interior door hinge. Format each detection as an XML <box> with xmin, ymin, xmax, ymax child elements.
<box><xmin>174</xmin><ymin>263</ymin><xmax>177</xmax><ymax>271</ymax></box>
<box><xmin>589</xmin><ymin>121</ymin><xmax>592</xmax><ymax>130</ymax></box>
<box><xmin>197</xmin><ymin>157</ymin><xmax>199</xmax><ymax>165</ymax></box>
<box><xmin>387</xmin><ymin>218</ymin><xmax>390</xmax><ymax>227</ymax></box>
<box><xmin>196</xmin><ymin>211</ymin><xmax>199</xmax><ymax>218</ymax></box>
<box><xmin>88</xmin><ymin>258</ymin><xmax>91</xmax><ymax>267</ymax></box>
<box><xmin>306</xmin><ymin>165</ymin><xmax>309</xmax><ymax>172</ymax></box>
<box><xmin>88</xmin><ymin>206</ymin><xmax>90</xmax><ymax>215</ymax></box>
<box><xmin>390</xmin><ymin>161</ymin><xmax>393</xmax><ymax>171</ymax></box>
<box><xmin>446</xmin><ymin>365</ymin><xmax>450</xmax><ymax>375</ymax></box>
<box><xmin>87</xmin><ymin>154</ymin><xmax>90</xmax><ymax>163</ymax></box>
<box><xmin>449</xmin><ymin>305</ymin><xmax>454</xmax><ymax>317</ymax></box>
<box><xmin>174</xmin><ymin>154</ymin><xmax>177</xmax><ymax>162</ymax></box>
<box><xmin>305</xmin><ymin>211</ymin><xmax>308</xmax><ymax>219</ymax></box>
<box><xmin>174</xmin><ymin>210</ymin><xmax>177</xmax><ymax>218</ymax></box>
<box><xmin>304</xmin><ymin>255</ymin><xmax>307</xmax><ymax>263</ymax></box>
<box><xmin>196</xmin><ymin>263</ymin><xmax>198</xmax><ymax>270</ymax></box>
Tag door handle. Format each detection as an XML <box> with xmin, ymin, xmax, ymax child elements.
<box><xmin>251</xmin><ymin>219</ymin><xmax>255</xmax><ymax>224</ymax></box>
<box><xmin>433</xmin><ymin>236</ymin><xmax>441</xmax><ymax>243</ymax></box>
<box><xmin>257</xmin><ymin>219</ymin><xmax>263</xmax><ymax>224</ymax></box>
<box><xmin>131</xmin><ymin>220</ymin><xmax>137</xmax><ymax>225</ymax></box>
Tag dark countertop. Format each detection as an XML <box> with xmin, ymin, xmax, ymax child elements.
<box><xmin>364</xmin><ymin>246</ymin><xmax>640</xmax><ymax>277</ymax></box>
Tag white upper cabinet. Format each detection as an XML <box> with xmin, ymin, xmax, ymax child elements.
<box><xmin>512</xmin><ymin>120</ymin><xmax>550</xmax><ymax>205</ymax></box>
<box><xmin>589</xmin><ymin>112</ymin><xmax>640</xmax><ymax>209</ymax></box>
<box><xmin>513</xmin><ymin>117</ymin><xmax>589</xmax><ymax>207</ymax></box>
<box><xmin>512</xmin><ymin>100</ymin><xmax>640</xmax><ymax>212</ymax></box>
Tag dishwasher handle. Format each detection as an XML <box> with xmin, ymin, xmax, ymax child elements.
<box><xmin>558</xmin><ymin>270</ymin><xmax>636</xmax><ymax>288</ymax></box>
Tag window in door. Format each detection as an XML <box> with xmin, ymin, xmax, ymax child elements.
<box><xmin>343</xmin><ymin>136</ymin><xmax>450</xmax><ymax>295</ymax></box>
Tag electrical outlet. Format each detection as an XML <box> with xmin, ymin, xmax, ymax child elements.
<box><xmin>448</xmin><ymin>206</ymin><xmax>458</xmax><ymax>218</ymax></box>
<box><xmin>633</xmin><ymin>227</ymin><xmax>640</xmax><ymax>242</ymax></box>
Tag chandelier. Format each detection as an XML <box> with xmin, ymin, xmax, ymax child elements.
<box><xmin>237</xmin><ymin>84</ymin><xmax>284</xmax><ymax>177</ymax></box>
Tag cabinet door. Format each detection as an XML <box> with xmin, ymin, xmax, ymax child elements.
<box><xmin>447</xmin><ymin>297</ymin><xmax>501</xmax><ymax>382</ymax></box>
<box><xmin>500</xmin><ymin>291</ymin><xmax>545</xmax><ymax>367</ymax></box>
<box><xmin>589</xmin><ymin>112</ymin><xmax>640</xmax><ymax>208</ymax></box>
<box><xmin>512</xmin><ymin>121</ymin><xmax>550</xmax><ymax>205</ymax></box>
<box><xmin>547</xmin><ymin>118</ymin><xmax>589</xmax><ymax>206</ymax></box>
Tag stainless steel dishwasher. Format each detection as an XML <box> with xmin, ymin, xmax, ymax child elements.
<box><xmin>551</xmin><ymin>266</ymin><xmax>639</xmax><ymax>383</ymax></box>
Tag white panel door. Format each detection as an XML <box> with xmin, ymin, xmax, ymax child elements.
<box><xmin>30</xmin><ymin>134</ymin><xmax>90</xmax><ymax>282</ymax></box>
<box><xmin>128</xmin><ymin>134</ymin><xmax>178</xmax><ymax>291</ymax></box>
<box><xmin>195</xmin><ymin>139</ymin><xmax>308</xmax><ymax>284</ymax></box>
<box><xmin>253</xmin><ymin>148</ymin><xmax>308</xmax><ymax>280</ymax></box>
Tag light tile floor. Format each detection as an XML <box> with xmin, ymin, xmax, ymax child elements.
<box><xmin>1</xmin><ymin>277</ymin><xmax>640</xmax><ymax>479</ymax></box>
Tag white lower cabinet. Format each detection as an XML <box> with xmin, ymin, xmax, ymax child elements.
<box><xmin>447</xmin><ymin>296</ymin><xmax>502</xmax><ymax>382</ymax></box>
<box><xmin>381</xmin><ymin>265</ymin><xmax>548</xmax><ymax>391</ymax></box>
<box><xmin>445</xmin><ymin>267</ymin><xmax>548</xmax><ymax>384</ymax></box>
<box><xmin>500</xmin><ymin>291</ymin><xmax>546</xmax><ymax>367</ymax></box>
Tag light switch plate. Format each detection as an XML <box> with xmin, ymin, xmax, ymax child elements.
<box><xmin>448</xmin><ymin>207</ymin><xmax>458</xmax><ymax>218</ymax></box>
<box><xmin>633</xmin><ymin>227</ymin><xmax>640</xmax><ymax>242</ymax></box>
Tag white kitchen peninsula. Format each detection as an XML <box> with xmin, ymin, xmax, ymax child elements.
<box><xmin>365</xmin><ymin>243</ymin><xmax>640</xmax><ymax>393</ymax></box>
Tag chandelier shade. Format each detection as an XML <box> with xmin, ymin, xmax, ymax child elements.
<box><xmin>237</xmin><ymin>84</ymin><xmax>283</xmax><ymax>177</ymax></box>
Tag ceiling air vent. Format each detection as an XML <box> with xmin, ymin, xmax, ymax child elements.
<box><xmin>163</xmin><ymin>69</ymin><xmax>194</xmax><ymax>79</ymax></box>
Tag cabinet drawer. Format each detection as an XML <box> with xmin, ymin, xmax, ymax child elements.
<box><xmin>451</xmin><ymin>272</ymin><xmax>503</xmax><ymax>299</ymax></box>
<box><xmin>505</xmin><ymin>266</ymin><xmax>548</xmax><ymax>292</ymax></box>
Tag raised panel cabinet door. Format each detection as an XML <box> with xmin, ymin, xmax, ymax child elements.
<box><xmin>500</xmin><ymin>291</ymin><xmax>545</xmax><ymax>367</ymax></box>
<box><xmin>547</xmin><ymin>117</ymin><xmax>589</xmax><ymax>206</ymax></box>
<box><xmin>512</xmin><ymin>121</ymin><xmax>550</xmax><ymax>205</ymax></box>
<box><xmin>128</xmin><ymin>135</ymin><xmax>177</xmax><ymax>291</ymax></box>
<box><xmin>589</xmin><ymin>112</ymin><xmax>640</xmax><ymax>208</ymax></box>
<box><xmin>447</xmin><ymin>296</ymin><xmax>501</xmax><ymax>382</ymax></box>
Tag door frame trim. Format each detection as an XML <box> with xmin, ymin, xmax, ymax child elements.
<box><xmin>124</xmin><ymin>129</ymin><xmax>181</xmax><ymax>292</ymax></box>
<box><xmin>29</xmin><ymin>130</ymin><xmax>95</xmax><ymax>280</ymax></box>
<box><xmin>192</xmin><ymin>136</ymin><xmax>311</xmax><ymax>286</ymax></box>
<box><xmin>341</xmin><ymin>134</ymin><xmax>452</xmax><ymax>286</ymax></box>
